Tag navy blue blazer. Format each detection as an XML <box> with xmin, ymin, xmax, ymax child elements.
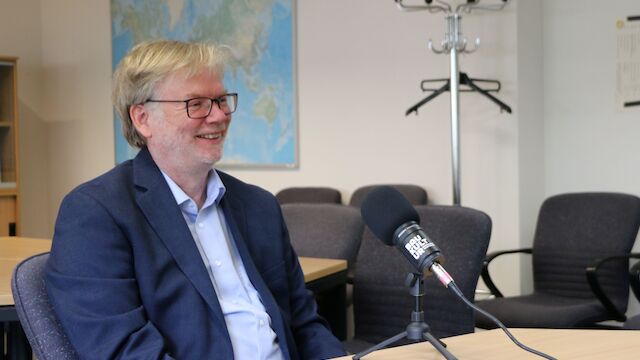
<box><xmin>46</xmin><ymin>148</ymin><xmax>345</xmax><ymax>359</ymax></box>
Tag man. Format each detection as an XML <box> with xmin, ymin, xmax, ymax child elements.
<box><xmin>46</xmin><ymin>39</ymin><xmax>346</xmax><ymax>359</ymax></box>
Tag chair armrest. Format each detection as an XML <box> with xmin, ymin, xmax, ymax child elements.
<box><xmin>585</xmin><ymin>253</ymin><xmax>640</xmax><ymax>322</ymax></box>
<box><xmin>481</xmin><ymin>248</ymin><xmax>532</xmax><ymax>298</ymax></box>
<box><xmin>630</xmin><ymin>258</ymin><xmax>640</xmax><ymax>302</ymax></box>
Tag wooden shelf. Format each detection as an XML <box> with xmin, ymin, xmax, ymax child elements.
<box><xmin>0</xmin><ymin>56</ymin><xmax>19</xmax><ymax>236</ymax></box>
<box><xmin>0</xmin><ymin>188</ymin><xmax>17</xmax><ymax>196</ymax></box>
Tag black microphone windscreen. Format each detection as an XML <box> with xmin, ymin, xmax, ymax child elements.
<box><xmin>360</xmin><ymin>186</ymin><xmax>420</xmax><ymax>246</ymax></box>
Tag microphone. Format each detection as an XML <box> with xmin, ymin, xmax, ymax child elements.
<box><xmin>360</xmin><ymin>186</ymin><xmax>453</xmax><ymax>286</ymax></box>
<box><xmin>360</xmin><ymin>186</ymin><xmax>557</xmax><ymax>360</ymax></box>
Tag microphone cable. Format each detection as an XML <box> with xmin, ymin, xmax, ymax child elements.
<box><xmin>446</xmin><ymin>281</ymin><xmax>557</xmax><ymax>360</ymax></box>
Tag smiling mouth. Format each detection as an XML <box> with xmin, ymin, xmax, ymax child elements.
<box><xmin>196</xmin><ymin>133</ymin><xmax>223</xmax><ymax>140</ymax></box>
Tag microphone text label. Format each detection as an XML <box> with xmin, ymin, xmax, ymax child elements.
<box><xmin>405</xmin><ymin>234</ymin><xmax>435</xmax><ymax>260</ymax></box>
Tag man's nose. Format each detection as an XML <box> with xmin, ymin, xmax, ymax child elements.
<box><xmin>204</xmin><ymin>104</ymin><xmax>228</xmax><ymax>123</ymax></box>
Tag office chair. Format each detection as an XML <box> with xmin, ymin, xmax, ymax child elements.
<box><xmin>281</xmin><ymin>203</ymin><xmax>364</xmax><ymax>266</ymax></box>
<box><xmin>477</xmin><ymin>192</ymin><xmax>640</xmax><ymax>329</ymax></box>
<box><xmin>11</xmin><ymin>252</ymin><xmax>79</xmax><ymax>360</ymax></box>
<box><xmin>281</xmin><ymin>203</ymin><xmax>364</xmax><ymax>340</ymax></box>
<box><xmin>623</xmin><ymin>260</ymin><xmax>640</xmax><ymax>329</ymax></box>
<box><xmin>275</xmin><ymin>186</ymin><xmax>342</xmax><ymax>204</ymax></box>
<box><xmin>349</xmin><ymin>184</ymin><xmax>428</xmax><ymax>207</ymax></box>
<box><xmin>345</xmin><ymin>205</ymin><xmax>492</xmax><ymax>354</ymax></box>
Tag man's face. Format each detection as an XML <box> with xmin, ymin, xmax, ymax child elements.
<box><xmin>136</xmin><ymin>69</ymin><xmax>231</xmax><ymax>175</ymax></box>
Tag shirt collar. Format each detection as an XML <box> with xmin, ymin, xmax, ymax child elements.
<box><xmin>161</xmin><ymin>169</ymin><xmax>226</xmax><ymax>211</ymax></box>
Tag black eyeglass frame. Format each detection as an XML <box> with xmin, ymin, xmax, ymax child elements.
<box><xmin>145</xmin><ymin>93</ymin><xmax>238</xmax><ymax>119</ymax></box>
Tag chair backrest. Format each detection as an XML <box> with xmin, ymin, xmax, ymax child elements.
<box><xmin>352</xmin><ymin>205</ymin><xmax>491</xmax><ymax>343</ymax></box>
<box><xmin>532</xmin><ymin>192</ymin><xmax>640</xmax><ymax>311</ymax></box>
<box><xmin>275</xmin><ymin>187</ymin><xmax>342</xmax><ymax>204</ymax></box>
<box><xmin>281</xmin><ymin>203</ymin><xmax>364</xmax><ymax>265</ymax></box>
<box><xmin>349</xmin><ymin>184</ymin><xmax>428</xmax><ymax>207</ymax></box>
<box><xmin>11</xmin><ymin>253</ymin><xmax>78</xmax><ymax>360</ymax></box>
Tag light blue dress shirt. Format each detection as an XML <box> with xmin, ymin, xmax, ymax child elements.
<box><xmin>161</xmin><ymin>170</ymin><xmax>284</xmax><ymax>360</ymax></box>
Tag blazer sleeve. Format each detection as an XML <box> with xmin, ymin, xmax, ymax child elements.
<box><xmin>45</xmin><ymin>189</ymin><xmax>175</xmax><ymax>360</ymax></box>
<box><xmin>277</xmin><ymin>207</ymin><xmax>346</xmax><ymax>359</ymax></box>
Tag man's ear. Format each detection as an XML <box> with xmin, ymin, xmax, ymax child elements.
<box><xmin>130</xmin><ymin>104</ymin><xmax>152</xmax><ymax>138</ymax></box>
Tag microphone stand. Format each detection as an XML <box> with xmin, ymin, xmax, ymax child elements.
<box><xmin>353</xmin><ymin>272</ymin><xmax>457</xmax><ymax>360</ymax></box>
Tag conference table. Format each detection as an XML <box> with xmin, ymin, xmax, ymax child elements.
<box><xmin>299</xmin><ymin>256</ymin><xmax>348</xmax><ymax>341</ymax></box>
<box><xmin>0</xmin><ymin>236</ymin><xmax>348</xmax><ymax>359</ymax></box>
<box><xmin>335</xmin><ymin>328</ymin><xmax>640</xmax><ymax>359</ymax></box>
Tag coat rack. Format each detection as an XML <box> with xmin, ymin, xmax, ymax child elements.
<box><xmin>395</xmin><ymin>0</ymin><xmax>511</xmax><ymax>205</ymax></box>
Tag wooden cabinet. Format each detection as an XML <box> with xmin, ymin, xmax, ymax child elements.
<box><xmin>0</xmin><ymin>57</ymin><xmax>19</xmax><ymax>236</ymax></box>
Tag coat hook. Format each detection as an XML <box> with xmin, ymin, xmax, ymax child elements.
<box><xmin>461</xmin><ymin>37</ymin><xmax>480</xmax><ymax>54</ymax></box>
<box><xmin>428</xmin><ymin>39</ymin><xmax>447</xmax><ymax>54</ymax></box>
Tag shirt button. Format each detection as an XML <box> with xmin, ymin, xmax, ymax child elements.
<box><xmin>214</xmin><ymin>260</ymin><xmax>222</xmax><ymax>267</ymax></box>
<box><xmin>259</xmin><ymin>320</ymin><xmax>265</xmax><ymax>326</ymax></box>
<box><xmin>198</xmin><ymin>222</ymin><xmax>204</xmax><ymax>228</ymax></box>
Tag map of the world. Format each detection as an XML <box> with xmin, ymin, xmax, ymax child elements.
<box><xmin>111</xmin><ymin>0</ymin><xmax>297</xmax><ymax>167</ymax></box>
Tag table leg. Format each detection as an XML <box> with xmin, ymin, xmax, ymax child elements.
<box><xmin>2</xmin><ymin>322</ymin><xmax>6</xmax><ymax>360</ymax></box>
<box><xmin>315</xmin><ymin>283</ymin><xmax>347</xmax><ymax>340</ymax></box>
<box><xmin>7</xmin><ymin>322</ymin><xmax>31</xmax><ymax>360</ymax></box>
<box><xmin>306</xmin><ymin>270</ymin><xmax>348</xmax><ymax>341</ymax></box>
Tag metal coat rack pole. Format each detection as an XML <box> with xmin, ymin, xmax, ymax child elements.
<box><xmin>395</xmin><ymin>0</ymin><xmax>510</xmax><ymax>205</ymax></box>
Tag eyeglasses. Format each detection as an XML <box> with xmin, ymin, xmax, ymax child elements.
<box><xmin>145</xmin><ymin>93</ymin><xmax>238</xmax><ymax>119</ymax></box>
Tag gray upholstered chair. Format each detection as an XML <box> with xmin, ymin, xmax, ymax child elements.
<box><xmin>11</xmin><ymin>252</ymin><xmax>78</xmax><ymax>360</ymax></box>
<box><xmin>349</xmin><ymin>184</ymin><xmax>427</xmax><ymax>207</ymax></box>
<box><xmin>275</xmin><ymin>186</ymin><xmax>342</xmax><ymax>204</ymax></box>
<box><xmin>281</xmin><ymin>203</ymin><xmax>364</xmax><ymax>340</ymax></box>
<box><xmin>477</xmin><ymin>192</ymin><xmax>640</xmax><ymax>329</ymax></box>
<box><xmin>281</xmin><ymin>203</ymin><xmax>363</xmax><ymax>266</ymax></box>
<box><xmin>344</xmin><ymin>205</ymin><xmax>492</xmax><ymax>354</ymax></box>
<box><xmin>624</xmin><ymin>260</ymin><xmax>640</xmax><ymax>329</ymax></box>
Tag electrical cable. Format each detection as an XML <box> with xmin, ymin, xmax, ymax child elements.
<box><xmin>447</xmin><ymin>282</ymin><xmax>557</xmax><ymax>360</ymax></box>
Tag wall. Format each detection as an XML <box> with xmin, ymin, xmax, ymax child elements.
<box><xmin>516</xmin><ymin>0</ymin><xmax>544</xmax><ymax>294</ymax></box>
<box><xmin>36</xmin><ymin>0</ymin><xmax>524</xmax><ymax>295</ymax></box>
<box><xmin>40</xmin><ymin>0</ymin><xmax>115</xmax><ymax>234</ymax></box>
<box><xmin>0</xmin><ymin>0</ymin><xmax>49</xmax><ymax>237</ymax></box>
<box><xmin>6</xmin><ymin>0</ymin><xmax>639</xmax><ymax>320</ymax></box>
<box><xmin>28</xmin><ymin>0</ymin><xmax>524</xmax><ymax>295</ymax></box>
<box><xmin>544</xmin><ymin>1</ymin><xmax>640</xmax><ymax>195</ymax></box>
<box><xmin>1</xmin><ymin>0</ymin><xmax>113</xmax><ymax>238</ymax></box>
<box><xmin>543</xmin><ymin>0</ymin><xmax>640</xmax><ymax>314</ymax></box>
<box><xmin>232</xmin><ymin>0</ymin><xmax>523</xmax><ymax>294</ymax></box>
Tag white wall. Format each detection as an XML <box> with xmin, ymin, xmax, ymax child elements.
<box><xmin>0</xmin><ymin>0</ymin><xmax>523</xmax><ymax>297</ymax></box>
<box><xmin>30</xmin><ymin>0</ymin><xmax>525</xmax><ymax>295</ymax></box>
<box><xmin>232</xmin><ymin>0</ymin><xmax>523</xmax><ymax>294</ymax></box>
<box><xmin>544</xmin><ymin>1</ymin><xmax>640</xmax><ymax>195</ymax></box>
<box><xmin>40</xmin><ymin>0</ymin><xmax>115</xmax><ymax>234</ymax></box>
<box><xmin>516</xmin><ymin>0</ymin><xmax>544</xmax><ymax>294</ymax></box>
<box><xmin>543</xmin><ymin>0</ymin><xmax>640</xmax><ymax>315</ymax></box>
<box><xmin>7</xmin><ymin>0</ymin><xmax>640</xmax><ymax>316</ymax></box>
<box><xmin>0</xmin><ymin>0</ymin><xmax>49</xmax><ymax>237</ymax></box>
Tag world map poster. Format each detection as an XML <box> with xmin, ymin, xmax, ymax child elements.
<box><xmin>111</xmin><ymin>0</ymin><xmax>297</xmax><ymax>167</ymax></box>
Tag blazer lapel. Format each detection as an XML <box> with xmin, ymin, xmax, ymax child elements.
<box><xmin>220</xmin><ymin>193</ymin><xmax>292</xmax><ymax>360</ymax></box>
<box><xmin>132</xmin><ymin>149</ymin><xmax>228</xmax><ymax>329</ymax></box>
